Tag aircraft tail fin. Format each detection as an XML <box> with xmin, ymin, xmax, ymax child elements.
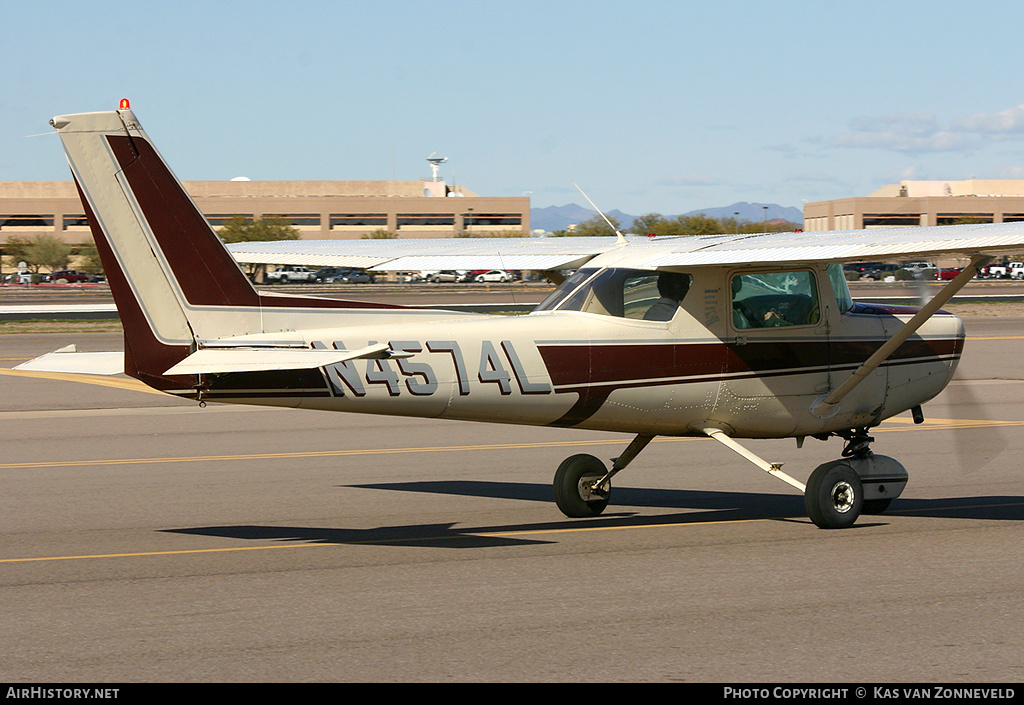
<box><xmin>50</xmin><ymin>107</ymin><xmax>438</xmax><ymax>394</ymax></box>
<box><xmin>52</xmin><ymin>108</ymin><xmax>251</xmax><ymax>390</ymax></box>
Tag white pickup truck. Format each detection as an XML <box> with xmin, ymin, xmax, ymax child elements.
<box><xmin>265</xmin><ymin>266</ymin><xmax>317</xmax><ymax>283</ymax></box>
<box><xmin>982</xmin><ymin>261</ymin><xmax>1024</xmax><ymax>279</ymax></box>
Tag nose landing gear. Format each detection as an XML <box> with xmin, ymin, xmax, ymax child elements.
<box><xmin>803</xmin><ymin>428</ymin><xmax>908</xmax><ymax>529</ymax></box>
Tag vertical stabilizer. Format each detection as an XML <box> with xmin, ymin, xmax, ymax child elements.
<box><xmin>51</xmin><ymin>109</ymin><xmax>263</xmax><ymax>388</ymax></box>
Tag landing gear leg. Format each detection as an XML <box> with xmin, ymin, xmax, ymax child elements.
<box><xmin>553</xmin><ymin>434</ymin><xmax>653</xmax><ymax>518</ymax></box>
<box><xmin>837</xmin><ymin>428</ymin><xmax>894</xmax><ymax>515</ymax></box>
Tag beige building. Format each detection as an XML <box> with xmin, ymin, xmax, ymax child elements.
<box><xmin>804</xmin><ymin>180</ymin><xmax>1024</xmax><ymax>231</ymax></box>
<box><xmin>0</xmin><ymin>179</ymin><xmax>530</xmax><ymax>246</ymax></box>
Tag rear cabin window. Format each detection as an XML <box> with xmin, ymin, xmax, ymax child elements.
<box><xmin>535</xmin><ymin>268</ymin><xmax>692</xmax><ymax>321</ymax></box>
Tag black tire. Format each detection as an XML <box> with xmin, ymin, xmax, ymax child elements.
<box><xmin>862</xmin><ymin>498</ymin><xmax>892</xmax><ymax>515</ymax></box>
<box><xmin>804</xmin><ymin>461</ymin><xmax>863</xmax><ymax>529</ymax></box>
<box><xmin>553</xmin><ymin>454</ymin><xmax>609</xmax><ymax>518</ymax></box>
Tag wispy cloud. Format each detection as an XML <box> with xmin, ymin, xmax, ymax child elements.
<box><xmin>952</xmin><ymin>104</ymin><xmax>1024</xmax><ymax>136</ymax></box>
<box><xmin>832</xmin><ymin>104</ymin><xmax>1024</xmax><ymax>155</ymax></box>
<box><xmin>832</xmin><ymin>112</ymin><xmax>973</xmax><ymax>153</ymax></box>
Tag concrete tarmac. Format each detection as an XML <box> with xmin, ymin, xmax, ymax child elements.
<box><xmin>1</xmin><ymin>320</ymin><xmax>1023</xmax><ymax>682</ymax></box>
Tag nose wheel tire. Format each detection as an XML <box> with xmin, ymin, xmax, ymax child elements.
<box><xmin>554</xmin><ymin>454</ymin><xmax>610</xmax><ymax>518</ymax></box>
<box><xmin>805</xmin><ymin>461</ymin><xmax>863</xmax><ymax>529</ymax></box>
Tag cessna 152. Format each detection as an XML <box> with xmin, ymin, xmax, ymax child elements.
<box><xmin>21</xmin><ymin>106</ymin><xmax>1024</xmax><ymax>529</ymax></box>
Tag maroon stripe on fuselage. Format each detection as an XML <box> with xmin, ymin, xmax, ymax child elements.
<box><xmin>539</xmin><ymin>343</ymin><xmax>725</xmax><ymax>387</ymax></box>
<box><xmin>257</xmin><ymin>294</ymin><xmax>409</xmax><ymax>310</ymax></box>
<box><xmin>539</xmin><ymin>338</ymin><xmax>960</xmax><ymax>389</ymax></box>
<box><xmin>539</xmin><ymin>337</ymin><xmax>959</xmax><ymax>427</ymax></box>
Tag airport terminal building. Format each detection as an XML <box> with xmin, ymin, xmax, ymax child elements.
<box><xmin>804</xmin><ymin>179</ymin><xmax>1024</xmax><ymax>231</ymax></box>
<box><xmin>0</xmin><ymin>178</ymin><xmax>530</xmax><ymax>246</ymax></box>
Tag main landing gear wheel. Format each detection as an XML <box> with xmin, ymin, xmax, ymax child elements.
<box><xmin>804</xmin><ymin>461</ymin><xmax>863</xmax><ymax>529</ymax></box>
<box><xmin>553</xmin><ymin>454</ymin><xmax>610</xmax><ymax>518</ymax></box>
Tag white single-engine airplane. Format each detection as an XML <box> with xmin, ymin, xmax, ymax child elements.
<box><xmin>21</xmin><ymin>106</ymin><xmax>1024</xmax><ymax>529</ymax></box>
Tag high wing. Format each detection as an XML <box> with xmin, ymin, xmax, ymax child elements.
<box><xmin>227</xmin><ymin>222</ymin><xmax>1024</xmax><ymax>272</ymax></box>
<box><xmin>634</xmin><ymin>224</ymin><xmax>1024</xmax><ymax>268</ymax></box>
<box><xmin>226</xmin><ymin>236</ymin><xmax>619</xmax><ymax>272</ymax></box>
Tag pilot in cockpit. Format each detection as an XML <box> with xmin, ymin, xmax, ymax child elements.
<box><xmin>643</xmin><ymin>272</ymin><xmax>691</xmax><ymax>321</ymax></box>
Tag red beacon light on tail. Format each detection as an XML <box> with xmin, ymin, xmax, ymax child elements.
<box><xmin>119</xmin><ymin>98</ymin><xmax>130</xmax><ymax>110</ymax></box>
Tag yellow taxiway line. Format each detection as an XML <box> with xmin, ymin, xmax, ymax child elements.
<box><xmin>4</xmin><ymin>412</ymin><xmax>1021</xmax><ymax>472</ymax></box>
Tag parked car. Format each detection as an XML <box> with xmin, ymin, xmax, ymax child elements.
<box><xmin>934</xmin><ymin>268</ymin><xmax>963</xmax><ymax>280</ymax></box>
<box><xmin>980</xmin><ymin>261</ymin><xmax>1024</xmax><ymax>279</ymax></box>
<box><xmin>429</xmin><ymin>270</ymin><xmax>469</xmax><ymax>283</ymax></box>
<box><xmin>900</xmin><ymin>261</ymin><xmax>936</xmax><ymax>279</ymax></box>
<box><xmin>3</xmin><ymin>269</ymin><xmax>33</xmax><ymax>284</ymax></box>
<box><xmin>42</xmin><ymin>269</ymin><xmax>91</xmax><ymax>283</ymax></box>
<box><xmin>313</xmin><ymin>267</ymin><xmax>343</xmax><ymax>283</ymax></box>
<box><xmin>861</xmin><ymin>264</ymin><xmax>901</xmax><ymax>280</ymax></box>
<box><xmin>475</xmin><ymin>269</ymin><xmax>512</xmax><ymax>283</ymax></box>
<box><xmin>337</xmin><ymin>269</ymin><xmax>374</xmax><ymax>283</ymax></box>
<box><xmin>843</xmin><ymin>262</ymin><xmax>885</xmax><ymax>276</ymax></box>
<box><xmin>265</xmin><ymin>265</ymin><xmax>316</xmax><ymax>283</ymax></box>
<box><xmin>902</xmin><ymin>261</ymin><xmax>936</xmax><ymax>273</ymax></box>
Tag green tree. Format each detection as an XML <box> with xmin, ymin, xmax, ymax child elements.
<box><xmin>626</xmin><ymin>213</ymin><xmax>725</xmax><ymax>237</ymax></box>
<box><xmin>74</xmin><ymin>241</ymin><xmax>105</xmax><ymax>275</ymax></box>
<box><xmin>673</xmin><ymin>214</ymin><xmax>726</xmax><ymax>237</ymax></box>
<box><xmin>2</xmin><ymin>235</ymin><xmax>33</xmax><ymax>269</ymax></box>
<box><xmin>626</xmin><ymin>213</ymin><xmax>799</xmax><ymax>237</ymax></box>
<box><xmin>551</xmin><ymin>214</ymin><xmax>622</xmax><ymax>237</ymax></box>
<box><xmin>217</xmin><ymin>215</ymin><xmax>300</xmax><ymax>243</ymax></box>
<box><xmin>361</xmin><ymin>228</ymin><xmax>398</xmax><ymax>239</ymax></box>
<box><xmin>217</xmin><ymin>216</ymin><xmax>299</xmax><ymax>280</ymax></box>
<box><xmin>2</xmin><ymin>234</ymin><xmax>71</xmax><ymax>272</ymax></box>
<box><xmin>630</xmin><ymin>213</ymin><xmax>667</xmax><ymax>236</ymax></box>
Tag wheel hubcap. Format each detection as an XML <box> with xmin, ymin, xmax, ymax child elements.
<box><xmin>578</xmin><ymin>475</ymin><xmax>607</xmax><ymax>502</ymax></box>
<box><xmin>830</xmin><ymin>480</ymin><xmax>855</xmax><ymax>513</ymax></box>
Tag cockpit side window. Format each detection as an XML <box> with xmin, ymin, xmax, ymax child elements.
<box><xmin>731</xmin><ymin>270</ymin><xmax>820</xmax><ymax>329</ymax></box>
<box><xmin>827</xmin><ymin>263</ymin><xmax>853</xmax><ymax>314</ymax></box>
<box><xmin>534</xmin><ymin>268</ymin><xmax>692</xmax><ymax>321</ymax></box>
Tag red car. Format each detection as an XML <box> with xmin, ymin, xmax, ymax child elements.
<box><xmin>933</xmin><ymin>268</ymin><xmax>963</xmax><ymax>280</ymax></box>
<box><xmin>43</xmin><ymin>269</ymin><xmax>91</xmax><ymax>283</ymax></box>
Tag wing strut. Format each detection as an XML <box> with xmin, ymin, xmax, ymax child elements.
<box><xmin>811</xmin><ymin>254</ymin><xmax>991</xmax><ymax>418</ymax></box>
<box><xmin>702</xmin><ymin>427</ymin><xmax>806</xmax><ymax>491</ymax></box>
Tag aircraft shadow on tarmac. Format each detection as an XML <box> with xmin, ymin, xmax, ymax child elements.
<box><xmin>350</xmin><ymin>480</ymin><xmax>1024</xmax><ymax>521</ymax></box>
<box><xmin>161</xmin><ymin>483</ymin><xmax>1024</xmax><ymax>549</ymax></box>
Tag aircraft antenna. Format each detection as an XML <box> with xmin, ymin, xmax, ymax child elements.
<box><xmin>572</xmin><ymin>181</ymin><xmax>627</xmax><ymax>245</ymax></box>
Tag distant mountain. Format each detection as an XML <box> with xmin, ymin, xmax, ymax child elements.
<box><xmin>530</xmin><ymin>201</ymin><xmax>802</xmax><ymax>233</ymax></box>
<box><xmin>529</xmin><ymin>204</ymin><xmax>600</xmax><ymax>232</ymax></box>
<box><xmin>686</xmin><ymin>202</ymin><xmax>803</xmax><ymax>224</ymax></box>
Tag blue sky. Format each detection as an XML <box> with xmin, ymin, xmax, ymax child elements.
<box><xmin>4</xmin><ymin>0</ymin><xmax>1024</xmax><ymax>216</ymax></box>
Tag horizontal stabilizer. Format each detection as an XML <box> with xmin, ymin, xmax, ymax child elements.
<box><xmin>163</xmin><ymin>342</ymin><xmax>411</xmax><ymax>375</ymax></box>
<box><xmin>14</xmin><ymin>345</ymin><xmax>124</xmax><ymax>376</ymax></box>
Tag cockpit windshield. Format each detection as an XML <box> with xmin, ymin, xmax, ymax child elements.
<box><xmin>534</xmin><ymin>268</ymin><xmax>692</xmax><ymax>321</ymax></box>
